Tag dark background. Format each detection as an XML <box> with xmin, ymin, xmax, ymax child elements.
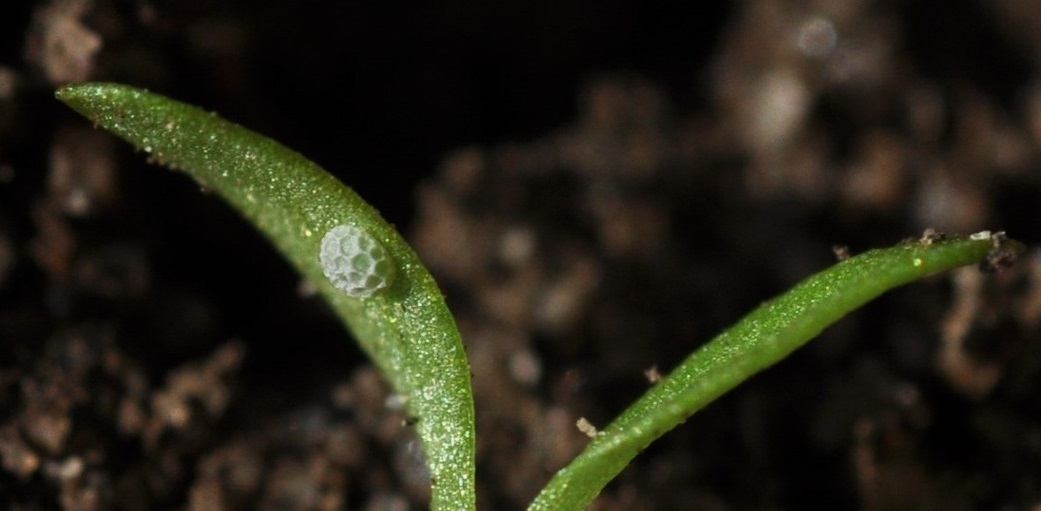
<box><xmin>1</xmin><ymin>1</ymin><xmax>1041</xmax><ymax>510</ymax></box>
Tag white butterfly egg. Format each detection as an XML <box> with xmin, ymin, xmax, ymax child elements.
<box><xmin>320</xmin><ymin>224</ymin><xmax>395</xmax><ymax>297</ymax></box>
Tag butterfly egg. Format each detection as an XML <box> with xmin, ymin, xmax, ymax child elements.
<box><xmin>319</xmin><ymin>224</ymin><xmax>395</xmax><ymax>297</ymax></box>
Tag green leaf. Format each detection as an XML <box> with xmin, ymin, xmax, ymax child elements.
<box><xmin>56</xmin><ymin>83</ymin><xmax>475</xmax><ymax>511</ymax></box>
<box><xmin>529</xmin><ymin>232</ymin><xmax>1023</xmax><ymax>511</ymax></box>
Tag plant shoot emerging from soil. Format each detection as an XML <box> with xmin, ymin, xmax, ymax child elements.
<box><xmin>55</xmin><ymin>82</ymin><xmax>1025</xmax><ymax>511</ymax></box>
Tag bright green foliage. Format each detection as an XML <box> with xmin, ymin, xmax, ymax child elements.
<box><xmin>57</xmin><ymin>83</ymin><xmax>476</xmax><ymax>511</ymax></box>
<box><xmin>529</xmin><ymin>232</ymin><xmax>1023</xmax><ymax>510</ymax></box>
<box><xmin>57</xmin><ymin>82</ymin><xmax>1023</xmax><ymax>511</ymax></box>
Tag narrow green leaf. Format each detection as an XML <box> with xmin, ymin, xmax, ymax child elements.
<box><xmin>56</xmin><ymin>83</ymin><xmax>475</xmax><ymax>511</ymax></box>
<box><xmin>529</xmin><ymin>232</ymin><xmax>1023</xmax><ymax>511</ymax></box>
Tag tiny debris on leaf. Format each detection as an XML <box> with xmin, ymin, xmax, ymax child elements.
<box><xmin>919</xmin><ymin>228</ymin><xmax>946</xmax><ymax>245</ymax></box>
<box><xmin>576</xmin><ymin>417</ymin><xmax>599</xmax><ymax>438</ymax></box>
<box><xmin>979</xmin><ymin>231</ymin><xmax>1024</xmax><ymax>274</ymax></box>
<box><xmin>643</xmin><ymin>365</ymin><xmax>662</xmax><ymax>383</ymax></box>
<box><xmin>832</xmin><ymin>245</ymin><xmax>851</xmax><ymax>261</ymax></box>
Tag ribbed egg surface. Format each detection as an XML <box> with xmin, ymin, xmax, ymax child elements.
<box><xmin>320</xmin><ymin>224</ymin><xmax>395</xmax><ymax>297</ymax></box>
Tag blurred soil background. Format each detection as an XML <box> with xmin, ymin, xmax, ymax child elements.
<box><xmin>2</xmin><ymin>1</ymin><xmax>1041</xmax><ymax>510</ymax></box>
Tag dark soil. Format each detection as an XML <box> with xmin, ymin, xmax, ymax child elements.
<box><xmin>2</xmin><ymin>1</ymin><xmax>1041</xmax><ymax>510</ymax></box>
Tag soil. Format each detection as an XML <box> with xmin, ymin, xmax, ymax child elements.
<box><xmin>2</xmin><ymin>1</ymin><xmax>1041</xmax><ymax>510</ymax></box>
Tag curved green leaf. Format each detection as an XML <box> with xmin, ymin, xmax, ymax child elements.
<box><xmin>530</xmin><ymin>232</ymin><xmax>1023</xmax><ymax>510</ymax></box>
<box><xmin>56</xmin><ymin>83</ymin><xmax>475</xmax><ymax>511</ymax></box>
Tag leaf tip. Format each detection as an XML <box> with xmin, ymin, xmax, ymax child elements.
<box><xmin>979</xmin><ymin>231</ymin><xmax>1026</xmax><ymax>274</ymax></box>
<box><xmin>55</xmin><ymin>82</ymin><xmax>143</xmax><ymax>120</ymax></box>
<box><xmin>55</xmin><ymin>82</ymin><xmax>106</xmax><ymax>117</ymax></box>
<box><xmin>55</xmin><ymin>81</ymin><xmax>97</xmax><ymax>101</ymax></box>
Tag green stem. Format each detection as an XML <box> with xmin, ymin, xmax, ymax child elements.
<box><xmin>56</xmin><ymin>83</ymin><xmax>476</xmax><ymax>511</ymax></box>
<box><xmin>529</xmin><ymin>233</ymin><xmax>1022</xmax><ymax>511</ymax></box>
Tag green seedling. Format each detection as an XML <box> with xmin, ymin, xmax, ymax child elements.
<box><xmin>56</xmin><ymin>83</ymin><xmax>1024</xmax><ymax>511</ymax></box>
<box><xmin>57</xmin><ymin>83</ymin><xmax>476</xmax><ymax>510</ymax></box>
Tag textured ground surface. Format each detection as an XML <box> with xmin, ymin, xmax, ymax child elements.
<box><xmin>2</xmin><ymin>1</ymin><xmax>1041</xmax><ymax>510</ymax></box>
